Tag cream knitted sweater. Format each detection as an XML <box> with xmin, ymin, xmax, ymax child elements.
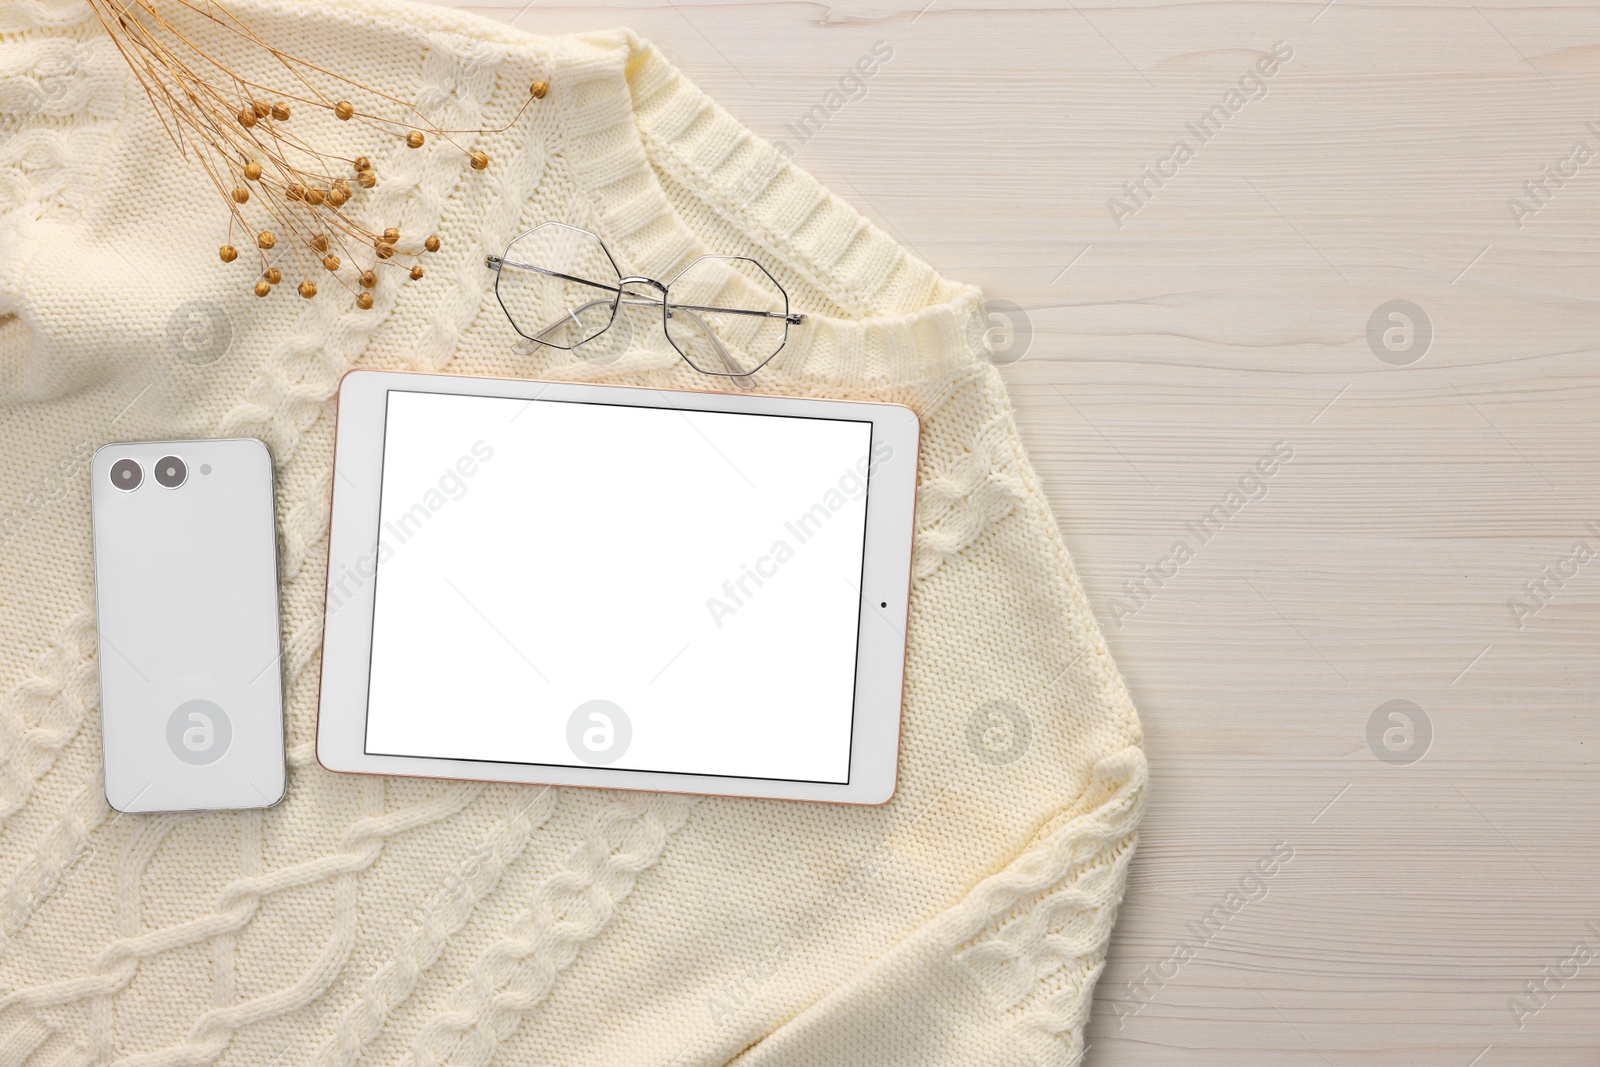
<box><xmin>0</xmin><ymin>2</ymin><xmax>1144</xmax><ymax>1064</ymax></box>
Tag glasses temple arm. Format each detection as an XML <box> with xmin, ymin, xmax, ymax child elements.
<box><xmin>486</xmin><ymin>256</ymin><xmax>806</xmax><ymax>325</ymax></box>
<box><xmin>676</xmin><ymin>306</ymin><xmax>756</xmax><ymax>387</ymax></box>
<box><xmin>669</xmin><ymin>300</ymin><xmax>805</xmax><ymax>325</ymax></box>
<box><xmin>486</xmin><ymin>256</ymin><xmax>623</xmax><ymax>296</ymax></box>
<box><xmin>522</xmin><ymin>297</ymin><xmax>613</xmax><ymax>344</ymax></box>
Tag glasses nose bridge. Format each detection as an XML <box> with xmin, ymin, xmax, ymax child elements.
<box><xmin>617</xmin><ymin>275</ymin><xmax>667</xmax><ymax>296</ymax></box>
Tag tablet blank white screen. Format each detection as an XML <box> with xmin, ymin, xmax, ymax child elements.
<box><xmin>361</xmin><ymin>390</ymin><xmax>875</xmax><ymax>784</ymax></box>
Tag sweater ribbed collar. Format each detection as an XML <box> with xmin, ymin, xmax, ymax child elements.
<box><xmin>548</xmin><ymin>30</ymin><xmax>985</xmax><ymax>388</ymax></box>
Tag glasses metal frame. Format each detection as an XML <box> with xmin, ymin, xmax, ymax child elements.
<box><xmin>486</xmin><ymin>223</ymin><xmax>805</xmax><ymax>378</ymax></box>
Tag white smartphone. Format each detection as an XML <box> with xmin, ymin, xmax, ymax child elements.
<box><xmin>90</xmin><ymin>439</ymin><xmax>286</xmax><ymax>813</ymax></box>
<box><xmin>317</xmin><ymin>371</ymin><xmax>919</xmax><ymax>804</ymax></box>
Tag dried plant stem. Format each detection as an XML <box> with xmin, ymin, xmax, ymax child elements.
<box><xmin>86</xmin><ymin>0</ymin><xmax>545</xmax><ymax>303</ymax></box>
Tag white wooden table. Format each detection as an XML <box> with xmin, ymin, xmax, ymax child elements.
<box><xmin>432</xmin><ymin>2</ymin><xmax>1599</xmax><ymax>1061</ymax></box>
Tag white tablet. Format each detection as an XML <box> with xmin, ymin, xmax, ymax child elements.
<box><xmin>316</xmin><ymin>370</ymin><xmax>918</xmax><ymax>804</ymax></box>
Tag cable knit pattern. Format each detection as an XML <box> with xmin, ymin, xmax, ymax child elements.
<box><xmin>1</xmin><ymin>772</ymin><xmax>105</xmax><ymax>940</ymax></box>
<box><xmin>912</xmin><ymin>406</ymin><xmax>1032</xmax><ymax>580</ymax></box>
<box><xmin>0</xmin><ymin>784</ymin><xmax>481</xmax><ymax>1014</ymax></box>
<box><xmin>952</xmin><ymin>749</ymin><xmax>1146</xmax><ymax>1067</ymax></box>
<box><xmin>212</xmin><ymin>28</ymin><xmax>497</xmax><ymax>475</ymax></box>
<box><xmin>0</xmin><ymin>608</ymin><xmax>97</xmax><ymax>837</ymax></box>
<box><xmin>406</xmin><ymin>794</ymin><xmax>697</xmax><ymax>1067</ymax></box>
<box><xmin>315</xmin><ymin>786</ymin><xmax>558</xmax><ymax>1067</ymax></box>
<box><xmin>0</xmin><ymin>31</ymin><xmax>120</xmax><ymax>300</ymax></box>
<box><xmin>0</xmin><ymin>2</ymin><xmax>92</xmax><ymax>35</ymax></box>
<box><xmin>0</xmin><ymin>4</ymin><xmax>1141</xmax><ymax>1065</ymax></box>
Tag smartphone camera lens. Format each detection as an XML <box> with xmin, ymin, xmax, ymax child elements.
<box><xmin>109</xmin><ymin>458</ymin><xmax>142</xmax><ymax>491</ymax></box>
<box><xmin>153</xmin><ymin>455</ymin><xmax>187</xmax><ymax>489</ymax></box>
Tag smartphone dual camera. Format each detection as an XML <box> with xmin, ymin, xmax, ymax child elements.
<box><xmin>109</xmin><ymin>453</ymin><xmax>194</xmax><ymax>491</ymax></box>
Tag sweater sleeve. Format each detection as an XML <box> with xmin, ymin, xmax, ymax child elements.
<box><xmin>731</xmin><ymin>748</ymin><xmax>1146</xmax><ymax>1067</ymax></box>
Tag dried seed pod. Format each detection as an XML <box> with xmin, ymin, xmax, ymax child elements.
<box><xmin>264</xmin><ymin>267</ymin><xmax>282</xmax><ymax>284</ymax></box>
<box><xmin>409</xmin><ymin>265</ymin><xmax>423</xmax><ymax>280</ymax></box>
<box><xmin>424</xmin><ymin>235</ymin><xmax>440</xmax><ymax>253</ymax></box>
<box><xmin>359</xmin><ymin>270</ymin><xmax>377</xmax><ymax>288</ymax></box>
<box><xmin>531</xmin><ymin>80</ymin><xmax>548</xmax><ymax>99</ymax></box>
<box><xmin>310</xmin><ymin>234</ymin><xmax>328</xmax><ymax>252</ymax></box>
<box><xmin>298</xmin><ymin>280</ymin><xmax>317</xmax><ymax>298</ymax></box>
<box><xmin>356</xmin><ymin>292</ymin><xmax>374</xmax><ymax>309</ymax></box>
<box><xmin>382</xmin><ymin>228</ymin><xmax>399</xmax><ymax>242</ymax></box>
<box><xmin>254</xmin><ymin>280</ymin><xmax>271</xmax><ymax>297</ymax></box>
<box><xmin>323</xmin><ymin>254</ymin><xmax>340</xmax><ymax>272</ymax></box>
<box><xmin>94</xmin><ymin>6</ymin><xmax>511</xmax><ymax>303</ymax></box>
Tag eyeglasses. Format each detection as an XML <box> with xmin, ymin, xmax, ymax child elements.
<box><xmin>485</xmin><ymin>222</ymin><xmax>805</xmax><ymax>378</ymax></box>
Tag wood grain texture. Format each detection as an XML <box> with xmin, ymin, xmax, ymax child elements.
<box><xmin>425</xmin><ymin>1</ymin><xmax>1599</xmax><ymax>1061</ymax></box>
